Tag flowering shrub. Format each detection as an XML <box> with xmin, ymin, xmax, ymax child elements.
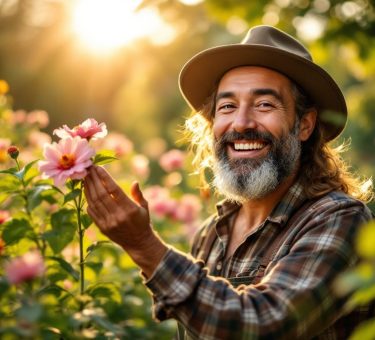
<box><xmin>0</xmin><ymin>80</ymin><xmax>205</xmax><ymax>338</ymax></box>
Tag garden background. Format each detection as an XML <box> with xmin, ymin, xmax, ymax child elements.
<box><xmin>0</xmin><ymin>0</ymin><xmax>374</xmax><ymax>339</ymax></box>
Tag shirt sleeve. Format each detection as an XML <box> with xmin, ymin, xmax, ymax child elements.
<box><xmin>145</xmin><ymin>200</ymin><xmax>372</xmax><ymax>339</ymax></box>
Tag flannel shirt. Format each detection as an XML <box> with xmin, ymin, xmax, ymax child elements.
<box><xmin>145</xmin><ymin>181</ymin><xmax>373</xmax><ymax>339</ymax></box>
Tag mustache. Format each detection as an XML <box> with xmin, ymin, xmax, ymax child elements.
<box><xmin>216</xmin><ymin>129</ymin><xmax>275</xmax><ymax>144</ymax></box>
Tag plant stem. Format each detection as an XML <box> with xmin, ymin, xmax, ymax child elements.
<box><xmin>75</xmin><ymin>181</ymin><xmax>85</xmax><ymax>296</ymax></box>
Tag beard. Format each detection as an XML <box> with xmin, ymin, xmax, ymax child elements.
<box><xmin>212</xmin><ymin>122</ymin><xmax>301</xmax><ymax>203</ymax></box>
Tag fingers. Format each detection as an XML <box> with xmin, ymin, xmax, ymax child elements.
<box><xmin>130</xmin><ymin>182</ymin><xmax>148</xmax><ymax>210</ymax></box>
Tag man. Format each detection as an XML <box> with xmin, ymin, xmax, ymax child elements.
<box><xmin>84</xmin><ymin>26</ymin><xmax>374</xmax><ymax>339</ymax></box>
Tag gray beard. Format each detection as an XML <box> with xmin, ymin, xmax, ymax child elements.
<box><xmin>212</xmin><ymin>123</ymin><xmax>301</xmax><ymax>203</ymax></box>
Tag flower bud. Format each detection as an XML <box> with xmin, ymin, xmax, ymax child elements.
<box><xmin>7</xmin><ymin>145</ymin><xmax>19</xmax><ymax>159</ymax></box>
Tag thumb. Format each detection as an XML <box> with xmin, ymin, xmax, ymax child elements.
<box><xmin>130</xmin><ymin>181</ymin><xmax>148</xmax><ymax>209</ymax></box>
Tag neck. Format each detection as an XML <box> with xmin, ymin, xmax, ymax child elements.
<box><xmin>239</xmin><ymin>174</ymin><xmax>296</xmax><ymax>228</ymax></box>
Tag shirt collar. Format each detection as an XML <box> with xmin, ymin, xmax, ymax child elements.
<box><xmin>215</xmin><ymin>180</ymin><xmax>307</xmax><ymax>226</ymax></box>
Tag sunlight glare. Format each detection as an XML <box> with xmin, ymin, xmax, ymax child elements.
<box><xmin>72</xmin><ymin>0</ymin><xmax>175</xmax><ymax>53</ymax></box>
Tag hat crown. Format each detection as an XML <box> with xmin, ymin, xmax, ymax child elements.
<box><xmin>241</xmin><ymin>25</ymin><xmax>312</xmax><ymax>61</ymax></box>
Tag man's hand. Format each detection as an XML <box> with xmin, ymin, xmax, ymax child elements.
<box><xmin>84</xmin><ymin>165</ymin><xmax>168</xmax><ymax>277</ymax></box>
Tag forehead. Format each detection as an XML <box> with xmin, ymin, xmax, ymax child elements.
<box><xmin>218</xmin><ymin>66</ymin><xmax>293</xmax><ymax>92</ymax></box>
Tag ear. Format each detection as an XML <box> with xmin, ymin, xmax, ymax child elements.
<box><xmin>298</xmin><ymin>109</ymin><xmax>317</xmax><ymax>141</ymax></box>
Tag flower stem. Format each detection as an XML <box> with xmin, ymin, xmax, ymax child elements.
<box><xmin>74</xmin><ymin>181</ymin><xmax>85</xmax><ymax>296</ymax></box>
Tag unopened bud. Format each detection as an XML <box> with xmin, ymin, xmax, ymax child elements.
<box><xmin>7</xmin><ymin>145</ymin><xmax>19</xmax><ymax>160</ymax></box>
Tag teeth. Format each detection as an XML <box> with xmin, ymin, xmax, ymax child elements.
<box><xmin>234</xmin><ymin>142</ymin><xmax>264</xmax><ymax>151</ymax></box>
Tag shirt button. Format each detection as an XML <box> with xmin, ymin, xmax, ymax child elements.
<box><xmin>216</xmin><ymin>262</ymin><xmax>222</xmax><ymax>271</ymax></box>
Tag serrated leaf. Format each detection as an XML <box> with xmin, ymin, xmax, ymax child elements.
<box><xmin>2</xmin><ymin>219</ymin><xmax>33</xmax><ymax>245</ymax></box>
<box><xmin>47</xmin><ymin>256</ymin><xmax>79</xmax><ymax>281</ymax></box>
<box><xmin>93</xmin><ymin>150</ymin><xmax>117</xmax><ymax>165</ymax></box>
<box><xmin>63</xmin><ymin>189</ymin><xmax>82</xmax><ymax>205</ymax></box>
<box><xmin>43</xmin><ymin>209</ymin><xmax>76</xmax><ymax>253</ymax></box>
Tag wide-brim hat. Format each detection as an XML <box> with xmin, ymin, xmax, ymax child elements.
<box><xmin>179</xmin><ymin>25</ymin><xmax>347</xmax><ymax>141</ymax></box>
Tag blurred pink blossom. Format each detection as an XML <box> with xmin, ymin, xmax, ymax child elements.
<box><xmin>0</xmin><ymin>210</ymin><xmax>10</xmax><ymax>224</ymax></box>
<box><xmin>131</xmin><ymin>154</ymin><xmax>150</xmax><ymax>180</ymax></box>
<box><xmin>53</xmin><ymin>118</ymin><xmax>107</xmax><ymax>141</ymax></box>
<box><xmin>38</xmin><ymin>136</ymin><xmax>95</xmax><ymax>186</ymax></box>
<box><xmin>28</xmin><ymin>130</ymin><xmax>52</xmax><ymax>148</ymax></box>
<box><xmin>102</xmin><ymin>132</ymin><xmax>133</xmax><ymax>157</ymax></box>
<box><xmin>11</xmin><ymin>110</ymin><xmax>27</xmax><ymax>125</ymax></box>
<box><xmin>173</xmin><ymin>194</ymin><xmax>202</xmax><ymax>224</ymax></box>
<box><xmin>5</xmin><ymin>251</ymin><xmax>45</xmax><ymax>285</ymax></box>
<box><xmin>159</xmin><ymin>149</ymin><xmax>185</xmax><ymax>172</ymax></box>
<box><xmin>144</xmin><ymin>185</ymin><xmax>177</xmax><ymax>219</ymax></box>
<box><xmin>27</xmin><ymin>110</ymin><xmax>49</xmax><ymax>128</ymax></box>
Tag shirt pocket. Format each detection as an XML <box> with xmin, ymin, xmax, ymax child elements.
<box><xmin>227</xmin><ymin>261</ymin><xmax>263</xmax><ymax>288</ymax></box>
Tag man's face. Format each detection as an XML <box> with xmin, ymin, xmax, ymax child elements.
<box><xmin>212</xmin><ymin>66</ymin><xmax>302</xmax><ymax>202</ymax></box>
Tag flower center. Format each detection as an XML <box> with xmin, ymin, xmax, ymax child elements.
<box><xmin>58</xmin><ymin>154</ymin><xmax>76</xmax><ymax>169</ymax></box>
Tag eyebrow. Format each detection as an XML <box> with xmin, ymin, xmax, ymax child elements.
<box><xmin>215</xmin><ymin>88</ymin><xmax>284</xmax><ymax>104</ymax></box>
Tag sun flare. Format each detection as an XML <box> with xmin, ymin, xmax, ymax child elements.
<box><xmin>71</xmin><ymin>0</ymin><xmax>175</xmax><ymax>53</ymax></box>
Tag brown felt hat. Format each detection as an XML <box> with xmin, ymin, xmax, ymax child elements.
<box><xmin>179</xmin><ymin>25</ymin><xmax>347</xmax><ymax>141</ymax></box>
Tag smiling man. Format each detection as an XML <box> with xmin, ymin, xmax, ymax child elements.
<box><xmin>84</xmin><ymin>26</ymin><xmax>374</xmax><ymax>339</ymax></box>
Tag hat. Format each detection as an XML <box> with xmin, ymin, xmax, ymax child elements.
<box><xmin>179</xmin><ymin>25</ymin><xmax>347</xmax><ymax>141</ymax></box>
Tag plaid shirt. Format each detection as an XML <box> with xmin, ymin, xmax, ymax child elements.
<box><xmin>145</xmin><ymin>182</ymin><xmax>373</xmax><ymax>339</ymax></box>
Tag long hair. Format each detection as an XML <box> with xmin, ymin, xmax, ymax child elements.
<box><xmin>184</xmin><ymin>82</ymin><xmax>373</xmax><ymax>202</ymax></box>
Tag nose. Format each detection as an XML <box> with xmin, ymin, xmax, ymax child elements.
<box><xmin>232</xmin><ymin>107</ymin><xmax>258</xmax><ymax>133</ymax></box>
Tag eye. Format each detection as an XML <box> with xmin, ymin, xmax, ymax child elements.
<box><xmin>256</xmin><ymin>101</ymin><xmax>275</xmax><ymax>111</ymax></box>
<box><xmin>216</xmin><ymin>103</ymin><xmax>236</xmax><ymax>112</ymax></box>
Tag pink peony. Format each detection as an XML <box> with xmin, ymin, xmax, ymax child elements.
<box><xmin>38</xmin><ymin>136</ymin><xmax>95</xmax><ymax>186</ymax></box>
<box><xmin>5</xmin><ymin>251</ymin><xmax>45</xmax><ymax>284</ymax></box>
<box><xmin>53</xmin><ymin>118</ymin><xmax>107</xmax><ymax>141</ymax></box>
<box><xmin>159</xmin><ymin>149</ymin><xmax>185</xmax><ymax>172</ymax></box>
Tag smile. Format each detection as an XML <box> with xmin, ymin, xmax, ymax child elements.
<box><xmin>232</xmin><ymin>140</ymin><xmax>268</xmax><ymax>151</ymax></box>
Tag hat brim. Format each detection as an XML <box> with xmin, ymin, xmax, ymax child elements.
<box><xmin>179</xmin><ymin>44</ymin><xmax>347</xmax><ymax>141</ymax></box>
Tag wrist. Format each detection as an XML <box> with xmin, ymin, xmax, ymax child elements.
<box><xmin>127</xmin><ymin>232</ymin><xmax>168</xmax><ymax>278</ymax></box>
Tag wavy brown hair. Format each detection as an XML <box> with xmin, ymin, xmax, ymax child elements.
<box><xmin>184</xmin><ymin>82</ymin><xmax>373</xmax><ymax>202</ymax></box>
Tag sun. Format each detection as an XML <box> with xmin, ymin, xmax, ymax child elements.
<box><xmin>71</xmin><ymin>0</ymin><xmax>175</xmax><ymax>53</ymax></box>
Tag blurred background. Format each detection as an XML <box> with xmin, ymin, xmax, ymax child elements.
<box><xmin>1</xmin><ymin>0</ymin><xmax>374</xmax><ymax>207</ymax></box>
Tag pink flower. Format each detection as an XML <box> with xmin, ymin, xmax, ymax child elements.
<box><xmin>101</xmin><ymin>132</ymin><xmax>133</xmax><ymax>157</ymax></box>
<box><xmin>0</xmin><ymin>210</ymin><xmax>11</xmax><ymax>224</ymax></box>
<box><xmin>28</xmin><ymin>130</ymin><xmax>52</xmax><ymax>148</ymax></box>
<box><xmin>131</xmin><ymin>154</ymin><xmax>150</xmax><ymax>180</ymax></box>
<box><xmin>38</xmin><ymin>137</ymin><xmax>95</xmax><ymax>186</ymax></box>
<box><xmin>27</xmin><ymin>110</ymin><xmax>49</xmax><ymax>128</ymax></box>
<box><xmin>159</xmin><ymin>149</ymin><xmax>185</xmax><ymax>172</ymax></box>
<box><xmin>173</xmin><ymin>194</ymin><xmax>202</xmax><ymax>224</ymax></box>
<box><xmin>5</xmin><ymin>251</ymin><xmax>45</xmax><ymax>284</ymax></box>
<box><xmin>143</xmin><ymin>186</ymin><xmax>177</xmax><ymax>219</ymax></box>
<box><xmin>53</xmin><ymin>118</ymin><xmax>107</xmax><ymax>141</ymax></box>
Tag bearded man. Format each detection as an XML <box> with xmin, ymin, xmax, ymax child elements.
<box><xmin>84</xmin><ymin>26</ymin><xmax>374</xmax><ymax>339</ymax></box>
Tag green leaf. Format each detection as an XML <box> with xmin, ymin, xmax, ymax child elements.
<box><xmin>2</xmin><ymin>219</ymin><xmax>33</xmax><ymax>245</ymax></box>
<box><xmin>86</xmin><ymin>241</ymin><xmax>111</xmax><ymax>258</ymax></box>
<box><xmin>47</xmin><ymin>256</ymin><xmax>79</xmax><ymax>281</ymax></box>
<box><xmin>349</xmin><ymin>317</ymin><xmax>375</xmax><ymax>340</ymax></box>
<box><xmin>0</xmin><ymin>167</ymin><xmax>18</xmax><ymax>176</ymax></box>
<box><xmin>85</xmin><ymin>261</ymin><xmax>103</xmax><ymax>274</ymax></box>
<box><xmin>27</xmin><ymin>184</ymin><xmax>56</xmax><ymax>211</ymax></box>
<box><xmin>43</xmin><ymin>209</ymin><xmax>77</xmax><ymax>254</ymax></box>
<box><xmin>93</xmin><ymin>150</ymin><xmax>118</xmax><ymax>165</ymax></box>
<box><xmin>356</xmin><ymin>221</ymin><xmax>375</xmax><ymax>258</ymax></box>
<box><xmin>0</xmin><ymin>173</ymin><xmax>19</xmax><ymax>192</ymax></box>
<box><xmin>63</xmin><ymin>189</ymin><xmax>82</xmax><ymax>205</ymax></box>
<box><xmin>14</xmin><ymin>160</ymin><xmax>39</xmax><ymax>182</ymax></box>
<box><xmin>81</xmin><ymin>213</ymin><xmax>92</xmax><ymax>229</ymax></box>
